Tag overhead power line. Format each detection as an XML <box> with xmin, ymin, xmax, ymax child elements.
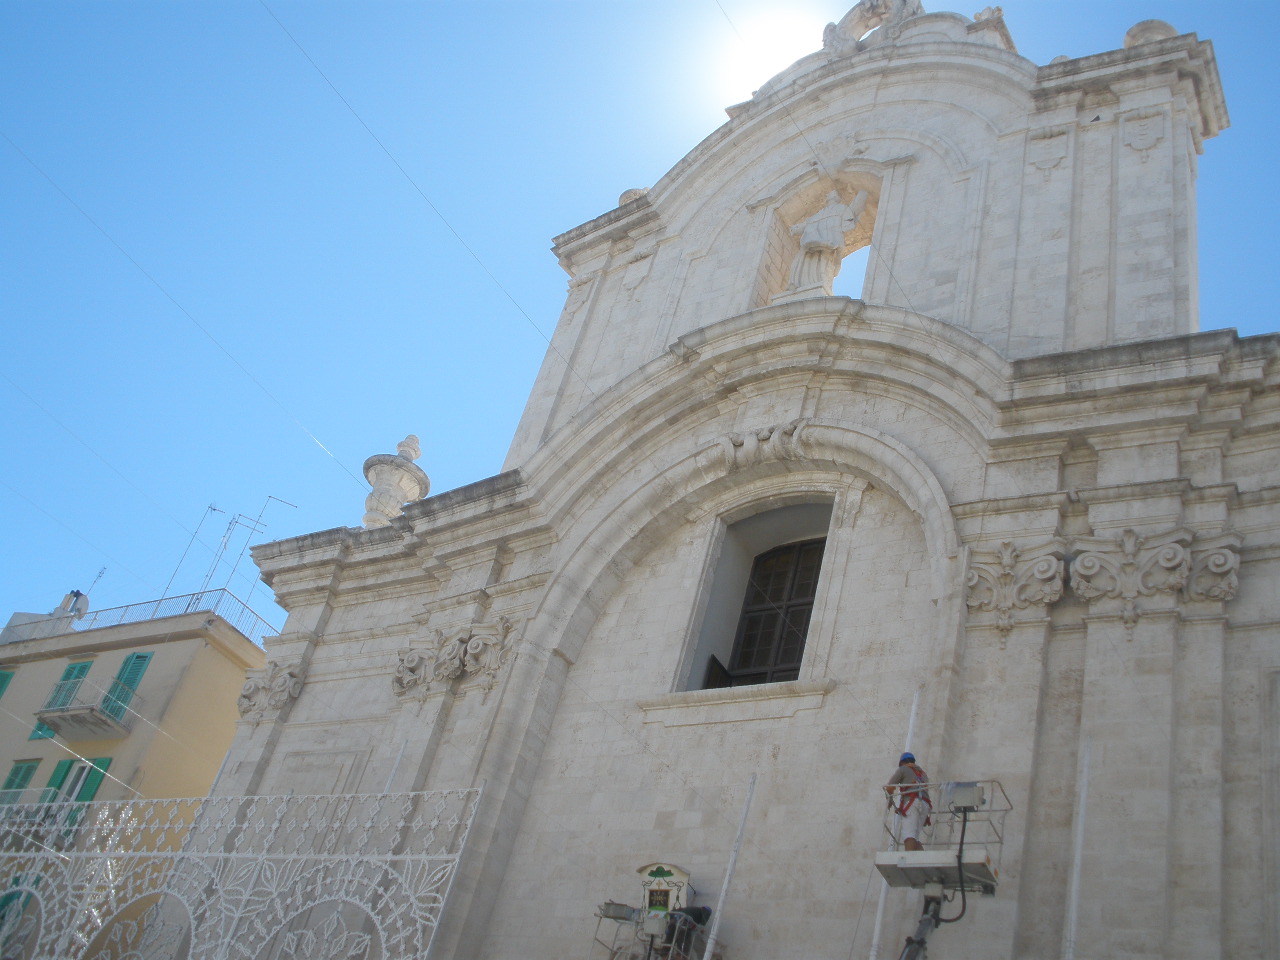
<box><xmin>256</xmin><ymin>0</ymin><xmax>599</xmax><ymax>401</ymax></box>
<box><xmin>0</xmin><ymin>127</ymin><xmax>365</xmax><ymax>490</ymax></box>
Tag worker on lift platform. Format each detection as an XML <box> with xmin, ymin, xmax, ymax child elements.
<box><xmin>884</xmin><ymin>752</ymin><xmax>931</xmax><ymax>851</ymax></box>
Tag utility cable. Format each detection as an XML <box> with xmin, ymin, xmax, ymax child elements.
<box><xmin>256</xmin><ymin>0</ymin><xmax>599</xmax><ymax>402</ymax></box>
<box><xmin>0</xmin><ymin>373</ymin><xmax>263</xmax><ymax>598</ymax></box>
<box><xmin>0</xmin><ymin>128</ymin><xmax>365</xmax><ymax>490</ymax></box>
<box><xmin>0</xmin><ymin>704</ymin><xmax>145</xmax><ymax>801</ymax></box>
<box><xmin>0</xmin><ymin>478</ymin><xmax>152</xmax><ymax>591</ymax></box>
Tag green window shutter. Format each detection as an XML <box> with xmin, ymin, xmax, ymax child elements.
<box><xmin>44</xmin><ymin>759</ymin><xmax>74</xmax><ymax>791</ymax></box>
<box><xmin>40</xmin><ymin>758</ymin><xmax>74</xmax><ymax>802</ymax></box>
<box><xmin>102</xmin><ymin>653</ymin><xmax>151</xmax><ymax>722</ymax></box>
<box><xmin>45</xmin><ymin>661</ymin><xmax>91</xmax><ymax>709</ymax></box>
<box><xmin>0</xmin><ymin>671</ymin><xmax>13</xmax><ymax>699</ymax></box>
<box><xmin>74</xmin><ymin>758</ymin><xmax>111</xmax><ymax>802</ymax></box>
<box><xmin>61</xmin><ymin>662</ymin><xmax>91</xmax><ymax>682</ymax></box>
<box><xmin>1</xmin><ymin>761</ymin><xmax>39</xmax><ymax>795</ymax></box>
<box><xmin>115</xmin><ymin>653</ymin><xmax>151</xmax><ymax>690</ymax></box>
<box><xmin>29</xmin><ymin>722</ymin><xmax>56</xmax><ymax>740</ymax></box>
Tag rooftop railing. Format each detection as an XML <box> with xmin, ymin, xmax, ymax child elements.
<box><xmin>54</xmin><ymin>590</ymin><xmax>273</xmax><ymax>647</ymax></box>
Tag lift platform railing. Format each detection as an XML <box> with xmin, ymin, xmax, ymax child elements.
<box><xmin>590</xmin><ymin>905</ymin><xmax>723</xmax><ymax>960</ymax></box>
<box><xmin>878</xmin><ymin>780</ymin><xmax>1011</xmax><ymax>894</ymax></box>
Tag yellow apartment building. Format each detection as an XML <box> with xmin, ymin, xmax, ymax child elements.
<box><xmin>0</xmin><ymin>589</ymin><xmax>267</xmax><ymax>807</ymax></box>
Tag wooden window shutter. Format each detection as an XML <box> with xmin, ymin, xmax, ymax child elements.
<box><xmin>75</xmin><ymin>758</ymin><xmax>112</xmax><ymax>802</ymax></box>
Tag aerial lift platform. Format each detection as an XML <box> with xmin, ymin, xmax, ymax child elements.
<box><xmin>875</xmin><ymin>780</ymin><xmax>1011</xmax><ymax>960</ymax></box>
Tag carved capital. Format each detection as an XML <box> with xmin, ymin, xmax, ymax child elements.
<box><xmin>1185</xmin><ymin>537</ymin><xmax>1242</xmax><ymax>602</ymax></box>
<box><xmin>1069</xmin><ymin>528</ymin><xmax>1191</xmax><ymax>635</ymax></box>
<box><xmin>238</xmin><ymin>660</ymin><xmax>306</xmax><ymax>723</ymax></box>
<box><xmin>395</xmin><ymin>617</ymin><xmax>518</xmax><ymax>697</ymax></box>
<box><xmin>965</xmin><ymin>539</ymin><xmax>1065</xmax><ymax>635</ymax></box>
<box><xmin>392</xmin><ymin>647</ymin><xmax>433</xmax><ymax>697</ymax></box>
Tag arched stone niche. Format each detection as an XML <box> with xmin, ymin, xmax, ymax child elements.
<box><xmin>755</xmin><ymin>171</ymin><xmax>882</xmax><ymax>308</ymax></box>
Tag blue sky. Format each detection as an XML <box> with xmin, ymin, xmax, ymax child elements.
<box><xmin>2</xmin><ymin>0</ymin><xmax>1276</xmax><ymax>630</ymax></box>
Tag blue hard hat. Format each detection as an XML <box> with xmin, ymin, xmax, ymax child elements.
<box><xmin>899</xmin><ymin>752</ymin><xmax>915</xmax><ymax>764</ymax></box>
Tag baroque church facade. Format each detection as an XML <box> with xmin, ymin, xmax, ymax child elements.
<box><xmin>221</xmin><ymin>3</ymin><xmax>1275</xmax><ymax>959</ymax></box>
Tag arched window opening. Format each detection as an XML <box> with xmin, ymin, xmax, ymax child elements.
<box><xmin>711</xmin><ymin>538</ymin><xmax>826</xmax><ymax>687</ymax></box>
<box><xmin>832</xmin><ymin>245</ymin><xmax>870</xmax><ymax>300</ymax></box>
<box><xmin>686</xmin><ymin>501</ymin><xmax>833</xmax><ymax>691</ymax></box>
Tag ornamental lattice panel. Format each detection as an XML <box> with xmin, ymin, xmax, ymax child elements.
<box><xmin>0</xmin><ymin>789</ymin><xmax>481</xmax><ymax>960</ymax></box>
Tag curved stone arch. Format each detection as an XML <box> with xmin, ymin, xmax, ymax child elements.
<box><xmin>524</xmin><ymin>303</ymin><xmax>1003</xmax><ymax>524</ymax></box>
<box><xmin>532</xmin><ymin>416</ymin><xmax>961</xmax><ymax>668</ymax></box>
<box><xmin>652</xmin><ymin>29</ymin><xmax>1034</xmax><ymax>214</ymax></box>
<box><xmin>768</xmin><ymin>46</ymin><xmax>1035</xmax><ymax>133</ymax></box>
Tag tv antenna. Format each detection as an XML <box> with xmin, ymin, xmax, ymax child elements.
<box><xmin>163</xmin><ymin>504</ymin><xmax>224</xmax><ymax>598</ymax></box>
<box><xmin>227</xmin><ymin>495</ymin><xmax>297</xmax><ymax>604</ymax></box>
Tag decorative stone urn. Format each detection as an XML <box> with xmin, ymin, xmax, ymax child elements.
<box><xmin>362</xmin><ymin>434</ymin><xmax>430</xmax><ymax>528</ymax></box>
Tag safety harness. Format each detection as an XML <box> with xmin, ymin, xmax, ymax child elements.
<box><xmin>896</xmin><ymin>763</ymin><xmax>932</xmax><ymax>823</ymax></box>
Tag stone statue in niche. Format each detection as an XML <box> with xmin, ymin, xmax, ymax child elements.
<box><xmin>781</xmin><ymin>189</ymin><xmax>870</xmax><ymax>299</ymax></box>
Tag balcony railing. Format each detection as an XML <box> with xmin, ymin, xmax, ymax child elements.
<box><xmin>10</xmin><ymin>589</ymin><xmax>275</xmax><ymax>647</ymax></box>
<box><xmin>36</xmin><ymin>677</ymin><xmax>144</xmax><ymax>738</ymax></box>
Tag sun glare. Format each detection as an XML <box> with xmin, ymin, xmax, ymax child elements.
<box><xmin>712</xmin><ymin>6</ymin><xmax>830</xmax><ymax>106</ymax></box>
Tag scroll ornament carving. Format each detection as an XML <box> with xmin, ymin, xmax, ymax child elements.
<box><xmin>1070</xmin><ymin>528</ymin><xmax>1190</xmax><ymax>634</ymax></box>
<box><xmin>721</xmin><ymin>419</ymin><xmax>806</xmax><ymax>471</ymax></box>
<box><xmin>965</xmin><ymin>540</ymin><xmax>1065</xmax><ymax>635</ymax></box>
<box><xmin>1185</xmin><ymin>543</ymin><xmax>1240</xmax><ymax>602</ymax></box>
<box><xmin>238</xmin><ymin>660</ymin><xmax>306</xmax><ymax>722</ymax></box>
<box><xmin>394</xmin><ymin>617</ymin><xmax>516</xmax><ymax>697</ymax></box>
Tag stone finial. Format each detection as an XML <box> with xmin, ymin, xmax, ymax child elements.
<box><xmin>362</xmin><ymin>435</ymin><xmax>431</xmax><ymax>529</ymax></box>
<box><xmin>396</xmin><ymin>434</ymin><xmax>422</xmax><ymax>460</ymax></box>
<box><xmin>1124</xmin><ymin>20</ymin><xmax>1178</xmax><ymax>49</ymax></box>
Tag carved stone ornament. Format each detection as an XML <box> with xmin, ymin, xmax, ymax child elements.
<box><xmin>1121</xmin><ymin>110</ymin><xmax>1166</xmax><ymax>162</ymax></box>
<box><xmin>965</xmin><ymin>540</ymin><xmax>1065</xmax><ymax>635</ymax></box>
<box><xmin>720</xmin><ymin>419</ymin><xmax>807</xmax><ymax>471</ymax></box>
<box><xmin>823</xmin><ymin>0</ymin><xmax>924</xmax><ymax>57</ymax></box>
<box><xmin>1028</xmin><ymin>127</ymin><xmax>1070</xmax><ymax>181</ymax></box>
<box><xmin>362</xmin><ymin>434</ymin><xmax>431</xmax><ymax>529</ymax></box>
<box><xmin>392</xmin><ymin>647</ymin><xmax>432</xmax><ymax>697</ymax></box>
<box><xmin>811</xmin><ymin>134</ymin><xmax>869</xmax><ymax>174</ymax></box>
<box><xmin>394</xmin><ymin>617</ymin><xmax>516</xmax><ymax>697</ymax></box>
<box><xmin>1069</xmin><ymin>528</ymin><xmax>1190</xmax><ymax>635</ymax></box>
<box><xmin>1185</xmin><ymin>540</ymin><xmax>1241</xmax><ymax>602</ymax></box>
<box><xmin>238</xmin><ymin>660</ymin><xmax>306</xmax><ymax>722</ymax></box>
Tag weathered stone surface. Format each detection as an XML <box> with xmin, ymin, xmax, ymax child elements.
<box><xmin>223</xmin><ymin>5</ymin><xmax>1275</xmax><ymax>960</ymax></box>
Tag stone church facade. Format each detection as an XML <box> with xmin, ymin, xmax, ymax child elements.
<box><xmin>222</xmin><ymin>4</ymin><xmax>1275</xmax><ymax>959</ymax></box>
